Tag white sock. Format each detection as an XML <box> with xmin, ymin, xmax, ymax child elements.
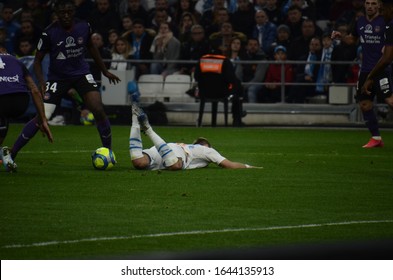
<box><xmin>372</xmin><ymin>136</ymin><xmax>382</xmax><ymax>140</ymax></box>
<box><xmin>129</xmin><ymin>115</ymin><xmax>144</xmax><ymax>160</ymax></box>
<box><xmin>145</xmin><ymin>128</ymin><xmax>178</xmax><ymax>167</ymax></box>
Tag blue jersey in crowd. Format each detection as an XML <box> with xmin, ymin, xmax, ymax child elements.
<box><xmin>355</xmin><ymin>15</ymin><xmax>386</xmax><ymax>73</ymax></box>
<box><xmin>0</xmin><ymin>53</ymin><xmax>29</xmax><ymax>96</ymax></box>
<box><xmin>37</xmin><ymin>19</ymin><xmax>92</xmax><ymax>80</ymax></box>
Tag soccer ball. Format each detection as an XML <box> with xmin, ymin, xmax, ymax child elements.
<box><xmin>80</xmin><ymin>112</ymin><xmax>95</xmax><ymax>125</ymax></box>
<box><xmin>91</xmin><ymin>147</ymin><xmax>116</xmax><ymax>170</ymax></box>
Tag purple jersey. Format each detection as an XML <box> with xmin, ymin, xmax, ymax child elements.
<box><xmin>355</xmin><ymin>15</ymin><xmax>386</xmax><ymax>72</ymax></box>
<box><xmin>0</xmin><ymin>53</ymin><xmax>29</xmax><ymax>96</ymax></box>
<box><xmin>37</xmin><ymin>19</ymin><xmax>92</xmax><ymax>80</ymax></box>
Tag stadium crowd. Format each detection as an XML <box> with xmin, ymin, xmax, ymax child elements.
<box><xmin>0</xmin><ymin>0</ymin><xmax>367</xmax><ymax>103</ymax></box>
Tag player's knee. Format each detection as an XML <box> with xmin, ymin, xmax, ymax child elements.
<box><xmin>359</xmin><ymin>100</ymin><xmax>373</xmax><ymax>112</ymax></box>
<box><xmin>385</xmin><ymin>95</ymin><xmax>393</xmax><ymax>108</ymax></box>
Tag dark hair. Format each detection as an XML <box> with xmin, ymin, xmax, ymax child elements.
<box><xmin>193</xmin><ymin>137</ymin><xmax>211</xmax><ymax>148</ymax></box>
<box><xmin>54</xmin><ymin>0</ymin><xmax>75</xmax><ymax>10</ymax></box>
<box><xmin>133</xmin><ymin>18</ymin><xmax>145</xmax><ymax>26</ymax></box>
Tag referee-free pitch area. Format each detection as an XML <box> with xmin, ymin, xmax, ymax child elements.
<box><xmin>1</xmin><ymin>125</ymin><xmax>393</xmax><ymax>259</ymax></box>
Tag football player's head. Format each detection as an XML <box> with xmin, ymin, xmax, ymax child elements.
<box><xmin>193</xmin><ymin>137</ymin><xmax>211</xmax><ymax>148</ymax></box>
<box><xmin>54</xmin><ymin>0</ymin><xmax>75</xmax><ymax>29</ymax></box>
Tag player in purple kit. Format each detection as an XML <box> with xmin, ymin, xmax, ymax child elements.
<box><xmin>332</xmin><ymin>0</ymin><xmax>391</xmax><ymax>148</ymax></box>
<box><xmin>9</xmin><ymin>0</ymin><xmax>121</xmax><ymax>162</ymax></box>
<box><xmin>362</xmin><ymin>0</ymin><xmax>393</xmax><ymax>130</ymax></box>
<box><xmin>0</xmin><ymin>44</ymin><xmax>53</xmax><ymax>172</ymax></box>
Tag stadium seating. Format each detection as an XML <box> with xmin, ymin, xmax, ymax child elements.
<box><xmin>162</xmin><ymin>74</ymin><xmax>194</xmax><ymax>103</ymax></box>
<box><xmin>137</xmin><ymin>74</ymin><xmax>164</xmax><ymax>102</ymax></box>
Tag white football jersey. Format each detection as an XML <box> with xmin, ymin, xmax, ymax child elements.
<box><xmin>142</xmin><ymin>143</ymin><xmax>226</xmax><ymax>170</ymax></box>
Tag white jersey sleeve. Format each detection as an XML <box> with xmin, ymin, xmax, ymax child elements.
<box><xmin>183</xmin><ymin>144</ymin><xmax>226</xmax><ymax>169</ymax></box>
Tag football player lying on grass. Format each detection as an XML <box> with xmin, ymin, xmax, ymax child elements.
<box><xmin>129</xmin><ymin>104</ymin><xmax>262</xmax><ymax>170</ymax></box>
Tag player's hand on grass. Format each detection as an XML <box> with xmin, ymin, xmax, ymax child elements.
<box><xmin>38</xmin><ymin>121</ymin><xmax>54</xmax><ymax>143</ymax></box>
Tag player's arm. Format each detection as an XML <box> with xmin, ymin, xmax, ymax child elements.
<box><xmin>25</xmin><ymin>73</ymin><xmax>53</xmax><ymax>143</ymax></box>
<box><xmin>33</xmin><ymin>50</ymin><xmax>46</xmax><ymax>95</ymax></box>
<box><xmin>87</xmin><ymin>38</ymin><xmax>121</xmax><ymax>84</ymax></box>
<box><xmin>218</xmin><ymin>159</ymin><xmax>262</xmax><ymax>169</ymax></box>
<box><xmin>363</xmin><ymin>45</ymin><xmax>393</xmax><ymax>94</ymax></box>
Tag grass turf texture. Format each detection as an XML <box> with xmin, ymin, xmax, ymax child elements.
<box><xmin>1</xmin><ymin>125</ymin><xmax>392</xmax><ymax>259</ymax></box>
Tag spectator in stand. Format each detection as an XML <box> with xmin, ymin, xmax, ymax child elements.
<box><xmin>15</xmin><ymin>37</ymin><xmax>36</xmax><ymax>58</ymax></box>
<box><xmin>21</xmin><ymin>0</ymin><xmax>49</xmax><ymax>30</ymax></box>
<box><xmin>252</xmin><ymin>9</ymin><xmax>277</xmax><ymax>55</ymax></box>
<box><xmin>227</xmin><ymin>37</ymin><xmax>244</xmax><ymax>81</ymax></box>
<box><xmin>203</xmin><ymin>7</ymin><xmax>232</xmax><ymax>38</ymax></box>
<box><xmin>121</xmin><ymin>15</ymin><xmax>134</xmax><ymax>35</ymax></box>
<box><xmin>149</xmin><ymin>8</ymin><xmax>174</xmax><ymax>33</ymax></box>
<box><xmin>14</xmin><ymin>19</ymin><xmax>41</xmax><ymax>53</ymax></box>
<box><xmin>147</xmin><ymin>0</ymin><xmax>175</xmax><ymax>26</ymax></box>
<box><xmin>88</xmin><ymin>0</ymin><xmax>121</xmax><ymax>46</ymax></box>
<box><xmin>178</xmin><ymin>12</ymin><xmax>197</xmax><ymax>44</ymax></box>
<box><xmin>329</xmin><ymin>0</ymin><xmax>353</xmax><ymax>24</ymax></box>
<box><xmin>288</xmin><ymin>19</ymin><xmax>320</xmax><ymax>60</ymax></box>
<box><xmin>179</xmin><ymin>24</ymin><xmax>211</xmax><ymax>75</ymax></box>
<box><xmin>122</xmin><ymin>18</ymin><xmax>155</xmax><ymax>79</ymax></box>
<box><xmin>118</xmin><ymin>0</ymin><xmax>149</xmax><ymax>25</ymax></box>
<box><xmin>347</xmin><ymin>45</ymin><xmax>362</xmax><ymax>84</ymax></box>
<box><xmin>287</xmin><ymin>36</ymin><xmax>322</xmax><ymax>103</ymax></box>
<box><xmin>254</xmin><ymin>0</ymin><xmax>267</xmax><ymax>11</ymax></box>
<box><xmin>86</xmin><ymin>32</ymin><xmax>112</xmax><ymax>88</ymax></box>
<box><xmin>290</xmin><ymin>0</ymin><xmax>317</xmax><ymax>21</ymax></box>
<box><xmin>285</xmin><ymin>5</ymin><xmax>304</xmax><ymax>40</ymax></box>
<box><xmin>150</xmin><ymin>22</ymin><xmax>181</xmax><ymax>76</ymax></box>
<box><xmin>18</xmin><ymin>9</ymin><xmax>34</xmax><ymax>23</ymax></box>
<box><xmin>106</xmin><ymin>29</ymin><xmax>120</xmax><ymax>51</ymax></box>
<box><xmin>268</xmin><ymin>24</ymin><xmax>291</xmax><ymax>59</ymax></box>
<box><xmin>226</xmin><ymin>37</ymin><xmax>246</xmax><ymax>126</ymax></box>
<box><xmin>315</xmin><ymin>33</ymin><xmax>334</xmax><ymax>97</ymax></box>
<box><xmin>241</xmin><ymin>38</ymin><xmax>268</xmax><ymax>103</ymax></box>
<box><xmin>0</xmin><ymin>5</ymin><xmax>20</xmax><ymax>54</ymax></box>
<box><xmin>200</xmin><ymin>0</ymin><xmax>231</xmax><ymax>37</ymax></box>
<box><xmin>173</xmin><ymin>0</ymin><xmax>200</xmax><ymax>27</ymax></box>
<box><xmin>231</xmin><ymin>0</ymin><xmax>255</xmax><ymax>39</ymax></box>
<box><xmin>335</xmin><ymin>0</ymin><xmax>365</xmax><ymax>26</ymax></box>
<box><xmin>209</xmin><ymin>21</ymin><xmax>247</xmax><ymax>55</ymax></box>
<box><xmin>263</xmin><ymin>0</ymin><xmax>282</xmax><ymax>26</ymax></box>
<box><xmin>330</xmin><ymin>23</ymin><xmax>357</xmax><ymax>83</ymax></box>
<box><xmin>261</xmin><ymin>45</ymin><xmax>294</xmax><ymax>103</ymax></box>
<box><xmin>74</xmin><ymin>0</ymin><xmax>95</xmax><ymax>20</ymax></box>
<box><xmin>110</xmin><ymin>37</ymin><xmax>133</xmax><ymax>71</ymax></box>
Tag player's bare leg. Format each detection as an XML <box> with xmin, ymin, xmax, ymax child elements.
<box><xmin>359</xmin><ymin>100</ymin><xmax>384</xmax><ymax>148</ymax></box>
<box><xmin>131</xmin><ymin>104</ymin><xmax>180</xmax><ymax>169</ymax></box>
<box><xmin>84</xmin><ymin>90</ymin><xmax>112</xmax><ymax>149</ymax></box>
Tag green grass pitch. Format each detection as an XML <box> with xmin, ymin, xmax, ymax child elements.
<box><xmin>1</xmin><ymin>124</ymin><xmax>393</xmax><ymax>259</ymax></box>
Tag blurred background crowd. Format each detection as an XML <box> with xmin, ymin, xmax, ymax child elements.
<box><xmin>0</xmin><ymin>0</ymin><xmax>365</xmax><ymax>103</ymax></box>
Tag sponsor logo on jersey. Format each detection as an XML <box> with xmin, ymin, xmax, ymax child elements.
<box><xmin>0</xmin><ymin>74</ymin><xmax>19</xmax><ymax>83</ymax></box>
<box><xmin>65</xmin><ymin>36</ymin><xmax>76</xmax><ymax>47</ymax></box>
<box><xmin>365</xmin><ymin>24</ymin><xmax>373</xmax><ymax>34</ymax></box>
<box><xmin>56</xmin><ymin>52</ymin><xmax>66</xmax><ymax>60</ymax></box>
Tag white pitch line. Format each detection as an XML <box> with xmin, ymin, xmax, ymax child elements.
<box><xmin>3</xmin><ymin>220</ymin><xmax>393</xmax><ymax>249</ymax></box>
